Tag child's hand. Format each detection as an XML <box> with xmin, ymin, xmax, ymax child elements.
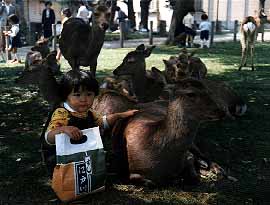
<box><xmin>62</xmin><ymin>126</ymin><xmax>83</xmax><ymax>140</ymax></box>
<box><xmin>120</xmin><ymin>109</ymin><xmax>139</xmax><ymax>119</ymax></box>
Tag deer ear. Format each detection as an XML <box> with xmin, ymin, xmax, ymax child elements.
<box><xmin>144</xmin><ymin>45</ymin><xmax>156</xmax><ymax>57</ymax></box>
<box><xmin>151</xmin><ymin>67</ymin><xmax>167</xmax><ymax>84</ymax></box>
<box><xmin>163</xmin><ymin>59</ymin><xmax>170</xmax><ymax>67</ymax></box>
<box><xmin>136</xmin><ymin>44</ymin><xmax>145</xmax><ymax>51</ymax></box>
<box><xmin>151</xmin><ymin>66</ymin><xmax>162</xmax><ymax>74</ymax></box>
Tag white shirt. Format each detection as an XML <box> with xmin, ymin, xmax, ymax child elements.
<box><xmin>199</xmin><ymin>21</ymin><xmax>211</xmax><ymax>31</ymax></box>
<box><xmin>46</xmin><ymin>9</ymin><xmax>50</xmax><ymax>18</ymax></box>
<box><xmin>77</xmin><ymin>5</ymin><xmax>92</xmax><ymax>23</ymax></box>
<box><xmin>6</xmin><ymin>4</ymin><xmax>10</xmax><ymax>14</ymax></box>
<box><xmin>183</xmin><ymin>13</ymin><xmax>194</xmax><ymax>29</ymax></box>
<box><xmin>9</xmin><ymin>24</ymin><xmax>19</xmax><ymax>37</ymax></box>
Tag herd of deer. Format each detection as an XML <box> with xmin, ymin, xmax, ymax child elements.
<box><xmin>16</xmin><ymin>4</ymin><xmax>266</xmax><ymax>186</ymax></box>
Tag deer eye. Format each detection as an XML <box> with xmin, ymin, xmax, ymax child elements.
<box><xmin>186</xmin><ymin>93</ymin><xmax>196</xmax><ymax>98</ymax></box>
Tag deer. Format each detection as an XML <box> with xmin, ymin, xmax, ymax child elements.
<box><xmin>111</xmin><ymin>79</ymin><xmax>226</xmax><ymax>185</ymax></box>
<box><xmin>16</xmin><ymin>51</ymin><xmax>61</xmax><ymax>107</ymax></box>
<box><xmin>239</xmin><ymin>16</ymin><xmax>258</xmax><ymax>71</ymax></box>
<box><xmin>59</xmin><ymin>4</ymin><xmax>110</xmax><ymax>76</ymax></box>
<box><xmin>25</xmin><ymin>38</ymin><xmax>51</xmax><ymax>71</ymax></box>
<box><xmin>161</xmin><ymin>50</ymin><xmax>246</xmax><ymax>117</ymax></box>
<box><xmin>113</xmin><ymin>44</ymin><xmax>166</xmax><ymax>103</ymax></box>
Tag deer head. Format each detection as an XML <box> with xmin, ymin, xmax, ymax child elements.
<box><xmin>31</xmin><ymin>38</ymin><xmax>50</xmax><ymax>58</ymax></box>
<box><xmin>173</xmin><ymin>79</ymin><xmax>226</xmax><ymax>122</ymax></box>
<box><xmin>113</xmin><ymin>44</ymin><xmax>156</xmax><ymax>76</ymax></box>
<box><xmin>163</xmin><ymin>56</ymin><xmax>190</xmax><ymax>83</ymax></box>
<box><xmin>92</xmin><ymin>5</ymin><xmax>110</xmax><ymax>31</ymax></box>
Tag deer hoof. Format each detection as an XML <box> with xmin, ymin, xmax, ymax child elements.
<box><xmin>251</xmin><ymin>66</ymin><xmax>255</xmax><ymax>71</ymax></box>
<box><xmin>238</xmin><ymin>66</ymin><xmax>242</xmax><ymax>71</ymax></box>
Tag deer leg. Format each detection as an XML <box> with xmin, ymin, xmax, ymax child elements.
<box><xmin>250</xmin><ymin>45</ymin><xmax>255</xmax><ymax>71</ymax></box>
<box><xmin>189</xmin><ymin>143</ymin><xmax>211</xmax><ymax>169</ymax></box>
<box><xmin>239</xmin><ymin>47</ymin><xmax>247</xmax><ymax>71</ymax></box>
<box><xmin>129</xmin><ymin>173</ymin><xmax>156</xmax><ymax>188</ymax></box>
<box><xmin>181</xmin><ymin>152</ymin><xmax>200</xmax><ymax>185</ymax></box>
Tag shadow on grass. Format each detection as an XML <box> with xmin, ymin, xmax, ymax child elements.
<box><xmin>1</xmin><ymin>42</ymin><xmax>270</xmax><ymax>203</ymax></box>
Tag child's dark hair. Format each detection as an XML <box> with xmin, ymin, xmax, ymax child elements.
<box><xmin>45</xmin><ymin>1</ymin><xmax>52</xmax><ymax>6</ymax></box>
<box><xmin>59</xmin><ymin>70</ymin><xmax>99</xmax><ymax>101</ymax></box>
<box><xmin>8</xmin><ymin>14</ymin><xmax>19</xmax><ymax>24</ymax></box>
<box><xmin>201</xmin><ymin>13</ymin><xmax>208</xmax><ymax>20</ymax></box>
<box><xmin>62</xmin><ymin>8</ymin><xmax>72</xmax><ymax>18</ymax></box>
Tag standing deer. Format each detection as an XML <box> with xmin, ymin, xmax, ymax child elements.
<box><xmin>59</xmin><ymin>5</ymin><xmax>110</xmax><ymax>75</ymax></box>
<box><xmin>239</xmin><ymin>16</ymin><xmax>258</xmax><ymax>71</ymax></box>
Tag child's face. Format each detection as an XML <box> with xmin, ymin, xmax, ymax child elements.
<box><xmin>67</xmin><ymin>87</ymin><xmax>95</xmax><ymax>113</ymax></box>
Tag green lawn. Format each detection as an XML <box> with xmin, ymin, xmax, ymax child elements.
<box><xmin>0</xmin><ymin>41</ymin><xmax>269</xmax><ymax>204</ymax></box>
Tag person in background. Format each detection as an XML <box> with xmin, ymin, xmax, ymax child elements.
<box><xmin>3</xmin><ymin>14</ymin><xmax>21</xmax><ymax>63</ymax></box>
<box><xmin>182</xmin><ymin>10</ymin><xmax>196</xmax><ymax>48</ymax></box>
<box><xmin>42</xmin><ymin>1</ymin><xmax>55</xmax><ymax>40</ymax></box>
<box><xmin>77</xmin><ymin>1</ymin><xmax>92</xmax><ymax>24</ymax></box>
<box><xmin>0</xmin><ymin>0</ymin><xmax>16</xmax><ymax>62</ymax></box>
<box><xmin>199</xmin><ymin>13</ymin><xmax>211</xmax><ymax>48</ymax></box>
<box><xmin>56</xmin><ymin>7</ymin><xmax>72</xmax><ymax>61</ymax></box>
<box><xmin>115</xmin><ymin>6</ymin><xmax>127</xmax><ymax>25</ymax></box>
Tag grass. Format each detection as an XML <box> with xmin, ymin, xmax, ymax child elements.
<box><xmin>0</xmin><ymin>41</ymin><xmax>270</xmax><ymax>204</ymax></box>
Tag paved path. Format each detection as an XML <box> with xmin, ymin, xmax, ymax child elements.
<box><xmin>17</xmin><ymin>31</ymin><xmax>270</xmax><ymax>59</ymax></box>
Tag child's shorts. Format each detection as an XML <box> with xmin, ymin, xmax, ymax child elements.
<box><xmin>200</xmin><ymin>30</ymin><xmax>209</xmax><ymax>40</ymax></box>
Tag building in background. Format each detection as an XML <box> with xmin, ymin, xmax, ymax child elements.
<box><xmin>16</xmin><ymin>0</ymin><xmax>270</xmax><ymax>44</ymax></box>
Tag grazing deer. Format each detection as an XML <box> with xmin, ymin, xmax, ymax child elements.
<box><xmin>113</xmin><ymin>79</ymin><xmax>225</xmax><ymax>185</ymax></box>
<box><xmin>59</xmin><ymin>5</ymin><xmax>110</xmax><ymax>75</ymax></box>
<box><xmin>113</xmin><ymin>44</ymin><xmax>165</xmax><ymax>102</ymax></box>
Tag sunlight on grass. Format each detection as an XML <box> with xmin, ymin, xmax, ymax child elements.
<box><xmin>0</xmin><ymin>41</ymin><xmax>270</xmax><ymax>204</ymax></box>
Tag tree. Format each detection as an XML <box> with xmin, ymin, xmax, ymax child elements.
<box><xmin>123</xmin><ymin>0</ymin><xmax>136</xmax><ymax>31</ymax></box>
<box><xmin>166</xmin><ymin>0</ymin><xmax>195</xmax><ymax>45</ymax></box>
<box><xmin>139</xmin><ymin>0</ymin><xmax>152</xmax><ymax>31</ymax></box>
<box><xmin>259</xmin><ymin>0</ymin><xmax>266</xmax><ymax>9</ymax></box>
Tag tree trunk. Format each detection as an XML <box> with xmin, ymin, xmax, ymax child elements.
<box><xmin>166</xmin><ymin>10</ymin><xmax>176</xmax><ymax>45</ymax></box>
<box><xmin>109</xmin><ymin>0</ymin><xmax>117</xmax><ymax>31</ymax></box>
<box><xmin>166</xmin><ymin>0</ymin><xmax>194</xmax><ymax>45</ymax></box>
<box><xmin>259</xmin><ymin>0</ymin><xmax>266</xmax><ymax>9</ymax></box>
<box><xmin>139</xmin><ymin>0</ymin><xmax>152</xmax><ymax>31</ymax></box>
<box><xmin>124</xmin><ymin>0</ymin><xmax>136</xmax><ymax>31</ymax></box>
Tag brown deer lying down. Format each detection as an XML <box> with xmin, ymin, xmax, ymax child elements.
<box><xmin>239</xmin><ymin>16</ymin><xmax>258</xmax><ymax>71</ymax></box>
<box><xmin>25</xmin><ymin>38</ymin><xmax>50</xmax><ymax>71</ymax></box>
<box><xmin>112</xmin><ymin>80</ymin><xmax>225</xmax><ymax>185</ymax></box>
<box><xmin>113</xmin><ymin>44</ymin><xmax>165</xmax><ymax>102</ymax></box>
<box><xmin>163</xmin><ymin>48</ymin><xmax>207</xmax><ymax>82</ymax></box>
<box><xmin>59</xmin><ymin>5</ymin><xmax>110</xmax><ymax>75</ymax></box>
<box><xmin>162</xmin><ymin>54</ymin><xmax>246</xmax><ymax>117</ymax></box>
<box><xmin>16</xmin><ymin>51</ymin><xmax>61</xmax><ymax>107</ymax></box>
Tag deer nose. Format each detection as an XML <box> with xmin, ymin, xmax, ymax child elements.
<box><xmin>101</xmin><ymin>23</ymin><xmax>109</xmax><ymax>30</ymax></box>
